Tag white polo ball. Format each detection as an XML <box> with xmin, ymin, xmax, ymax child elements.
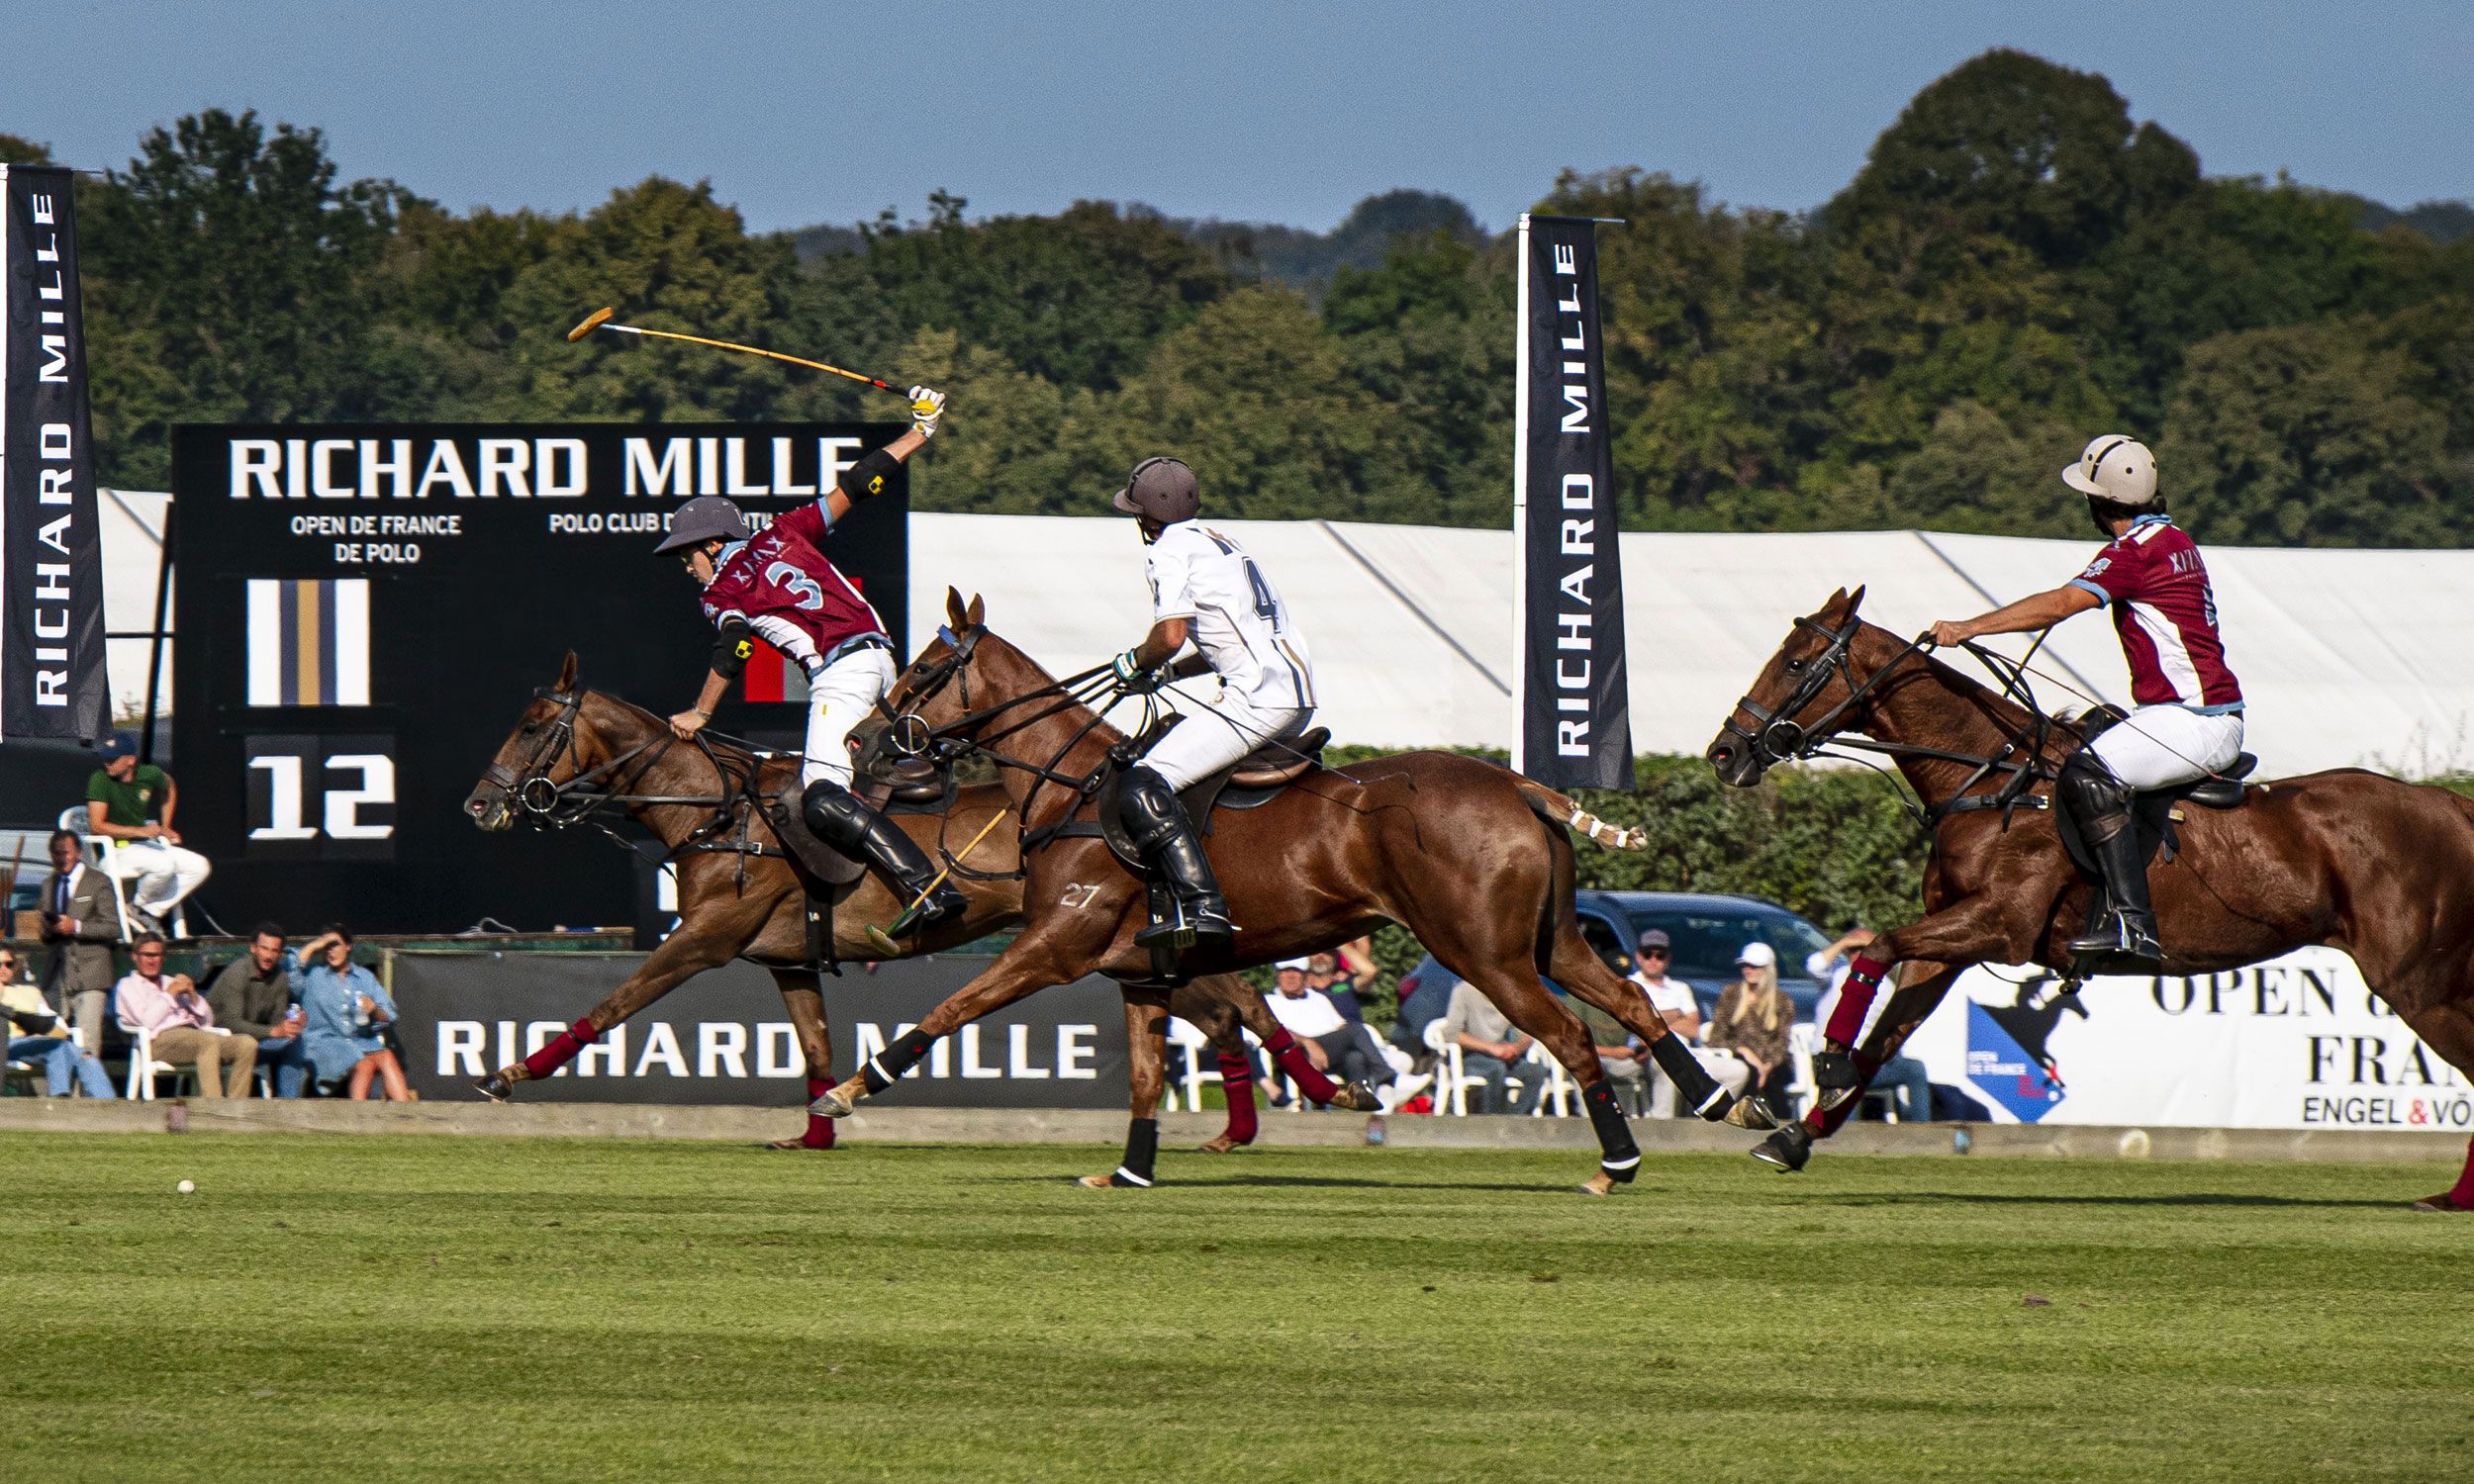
<box><xmin>176</xmin><ymin>1179</ymin><xmax>196</xmax><ymax>1194</ymax></box>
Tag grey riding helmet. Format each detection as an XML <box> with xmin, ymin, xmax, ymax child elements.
<box><xmin>654</xmin><ymin>496</ymin><xmax>754</xmax><ymax>554</ymax></box>
<box><xmin>1112</xmin><ymin>457</ymin><xmax>1199</xmax><ymax>524</ymax></box>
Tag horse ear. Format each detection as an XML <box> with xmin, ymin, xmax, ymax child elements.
<box><xmin>555</xmin><ymin>650</ymin><xmax>578</xmax><ymax>693</ymax></box>
<box><xmin>944</xmin><ymin>588</ymin><xmax>968</xmax><ymax>629</ymax></box>
<box><xmin>1847</xmin><ymin>584</ymin><xmax>1867</xmax><ymax>614</ymax></box>
<box><xmin>965</xmin><ymin>593</ymin><xmax>985</xmax><ymax>626</ymax></box>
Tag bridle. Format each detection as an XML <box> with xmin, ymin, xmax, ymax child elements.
<box><xmin>481</xmin><ymin>685</ymin><xmax>762</xmax><ymax>862</ymax></box>
<box><xmin>872</xmin><ymin>623</ymin><xmax>1138</xmax><ymax>832</ymax></box>
<box><xmin>1719</xmin><ymin>614</ymin><xmax>2068</xmax><ymax>829</ymax></box>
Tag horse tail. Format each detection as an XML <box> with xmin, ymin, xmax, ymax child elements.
<box><xmin>1512</xmin><ymin>777</ymin><xmax>1647</xmax><ymax>851</ymax></box>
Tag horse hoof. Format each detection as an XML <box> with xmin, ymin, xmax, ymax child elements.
<box><xmin>474</xmin><ymin>1073</ymin><xmax>515</xmax><ymax>1103</ymax></box>
<box><xmin>1578</xmin><ymin>1171</ymin><xmax>1618</xmax><ymax>1197</ymax></box>
<box><xmin>1724</xmin><ymin>1095</ymin><xmax>1780</xmax><ymax>1131</ymax></box>
<box><xmin>2412</xmin><ymin>1190</ymin><xmax>2473</xmax><ymax>1213</ymax></box>
<box><xmin>808</xmin><ymin>1087</ymin><xmax>859</xmax><ymax>1119</ymax></box>
<box><xmin>1328</xmin><ymin>1080</ymin><xmax>1382</xmax><ymax>1112</ymax></box>
<box><xmin>1197</xmin><ymin>1134</ymin><xmax>1248</xmax><ymax>1155</ymax></box>
<box><xmin>1750</xmin><ymin>1125</ymin><xmax>1812</xmax><ymax>1173</ymax></box>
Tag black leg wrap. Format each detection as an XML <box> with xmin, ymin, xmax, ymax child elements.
<box><xmin>1114</xmin><ymin>1118</ymin><xmax>1160</xmax><ymax>1187</ymax></box>
<box><xmin>862</xmin><ymin>1026</ymin><xmax>937</xmax><ymax>1094</ymax></box>
<box><xmin>1580</xmin><ymin>1081</ymin><xmax>1641</xmax><ymax>1182</ymax></box>
<box><xmin>1648</xmin><ymin>1032</ymin><xmax>1734</xmax><ymax>1122</ymax></box>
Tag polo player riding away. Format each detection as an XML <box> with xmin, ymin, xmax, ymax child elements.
<box><xmin>1107</xmin><ymin>456</ymin><xmax>1318</xmax><ymax>951</ymax></box>
<box><xmin>1810</xmin><ymin>434</ymin><xmax>2245</xmax><ymax>1107</ymax></box>
<box><xmin>655</xmin><ymin>386</ymin><xmax>967</xmax><ymax>942</ymax></box>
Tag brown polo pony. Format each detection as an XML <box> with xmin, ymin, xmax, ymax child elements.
<box><xmin>1706</xmin><ymin>587</ymin><xmax>2474</xmax><ymax>1212</ymax></box>
<box><xmin>461</xmin><ymin>652</ymin><xmax>1339</xmax><ymax>1162</ymax></box>
<box><xmin>812</xmin><ymin>594</ymin><xmax>1775</xmax><ymax>1195</ymax></box>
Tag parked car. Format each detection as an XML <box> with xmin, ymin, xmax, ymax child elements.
<box><xmin>1395</xmin><ymin>889</ymin><xmax>1839</xmax><ymax>1029</ymax></box>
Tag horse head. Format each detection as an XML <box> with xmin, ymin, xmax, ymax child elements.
<box><xmin>853</xmin><ymin>588</ymin><xmax>996</xmax><ymax>779</ymax></box>
<box><xmin>1705</xmin><ymin>586</ymin><xmax>1874</xmax><ymax>788</ymax></box>
<box><xmin>464</xmin><ymin>650</ymin><xmax>613</xmax><ymax>831</ymax></box>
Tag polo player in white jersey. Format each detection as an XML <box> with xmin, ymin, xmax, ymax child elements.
<box><xmin>1106</xmin><ymin>457</ymin><xmax>1317</xmax><ymax>949</ymax></box>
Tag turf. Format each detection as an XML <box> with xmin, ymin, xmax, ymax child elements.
<box><xmin>3</xmin><ymin>1132</ymin><xmax>2467</xmax><ymax>1482</ymax></box>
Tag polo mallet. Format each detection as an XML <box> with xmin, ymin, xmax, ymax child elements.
<box><xmin>566</xmin><ymin>307</ymin><xmax>909</xmax><ymax>400</ymax></box>
<box><xmin>864</xmin><ymin>805</ymin><xmax>1013</xmax><ymax>957</ymax></box>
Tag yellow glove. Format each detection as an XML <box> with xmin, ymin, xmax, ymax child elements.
<box><xmin>908</xmin><ymin>385</ymin><xmax>946</xmax><ymax>439</ymax></box>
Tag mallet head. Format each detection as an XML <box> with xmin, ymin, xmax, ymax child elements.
<box><xmin>566</xmin><ymin>307</ymin><xmax>616</xmax><ymax>342</ymax></box>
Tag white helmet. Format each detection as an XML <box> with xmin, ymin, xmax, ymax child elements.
<box><xmin>2061</xmin><ymin>434</ymin><xmax>2158</xmax><ymax>507</ymax></box>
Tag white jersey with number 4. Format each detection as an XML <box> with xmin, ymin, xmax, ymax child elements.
<box><xmin>1145</xmin><ymin>522</ymin><xmax>1315</xmax><ymax>710</ymax></box>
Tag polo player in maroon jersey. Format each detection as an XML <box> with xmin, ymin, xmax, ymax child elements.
<box><xmin>1810</xmin><ymin>434</ymin><xmax>2247</xmax><ymax>1107</ymax></box>
<box><xmin>655</xmin><ymin>385</ymin><xmax>966</xmax><ymax>941</ymax></box>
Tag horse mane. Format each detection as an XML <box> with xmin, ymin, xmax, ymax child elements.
<box><xmin>1853</xmin><ymin>615</ymin><xmax>2079</xmax><ymax>763</ymax></box>
<box><xmin>578</xmin><ymin>688</ymin><xmax>768</xmax><ymax>774</ymax></box>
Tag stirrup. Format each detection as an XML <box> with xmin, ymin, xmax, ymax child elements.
<box><xmin>2068</xmin><ymin>910</ymin><xmax>2161</xmax><ymax>972</ymax></box>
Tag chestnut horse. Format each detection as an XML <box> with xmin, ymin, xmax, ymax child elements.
<box><xmin>812</xmin><ymin>594</ymin><xmax>1774</xmax><ymax>1195</ymax></box>
<box><xmin>461</xmin><ymin>652</ymin><xmax>1356</xmax><ymax>1164</ymax></box>
<box><xmin>1706</xmin><ymin>587</ymin><xmax>2474</xmax><ymax>1212</ymax></box>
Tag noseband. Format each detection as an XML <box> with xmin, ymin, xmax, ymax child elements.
<box><xmin>482</xmin><ymin>686</ymin><xmax>590</xmax><ymax>820</ymax></box>
<box><xmin>1719</xmin><ymin>614</ymin><xmax>1875</xmax><ymax>769</ymax></box>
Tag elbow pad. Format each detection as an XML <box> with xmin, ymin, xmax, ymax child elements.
<box><xmin>837</xmin><ymin>447</ymin><xmax>901</xmax><ymax>507</ymax></box>
<box><xmin>711</xmin><ymin>619</ymin><xmax>755</xmax><ymax>680</ymax></box>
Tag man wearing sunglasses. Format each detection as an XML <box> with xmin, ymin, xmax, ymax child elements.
<box><xmin>1</xmin><ymin>948</ymin><xmax>115</xmax><ymax>1098</ymax></box>
<box><xmin>650</xmin><ymin>387</ymin><xmax>963</xmax><ymax>941</ymax></box>
<box><xmin>1627</xmin><ymin>930</ymin><xmax>1706</xmax><ymax>1117</ymax></box>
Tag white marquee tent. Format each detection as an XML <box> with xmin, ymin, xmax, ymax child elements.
<box><xmin>105</xmin><ymin>499</ymin><xmax>2471</xmax><ymax>778</ymax></box>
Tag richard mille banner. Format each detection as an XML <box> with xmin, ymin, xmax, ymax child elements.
<box><xmin>1511</xmin><ymin>213</ymin><xmax>1631</xmax><ymax>788</ymax></box>
<box><xmin>0</xmin><ymin>164</ymin><xmax>108</xmax><ymax>740</ymax></box>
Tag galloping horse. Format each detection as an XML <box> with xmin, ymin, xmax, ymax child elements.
<box><xmin>461</xmin><ymin>652</ymin><xmax>1354</xmax><ymax>1161</ymax></box>
<box><xmin>1706</xmin><ymin>587</ymin><xmax>2474</xmax><ymax>1212</ymax></box>
<box><xmin>813</xmin><ymin>594</ymin><xmax>1775</xmax><ymax>1195</ymax></box>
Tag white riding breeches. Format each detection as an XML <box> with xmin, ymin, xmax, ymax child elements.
<box><xmin>2087</xmin><ymin>705</ymin><xmax>2245</xmax><ymax>790</ymax></box>
<box><xmin>801</xmin><ymin>646</ymin><xmax>897</xmax><ymax>788</ymax></box>
<box><xmin>103</xmin><ymin>839</ymin><xmax>213</xmax><ymax>915</ymax></box>
<box><xmin>1143</xmin><ymin>689</ymin><xmax>1313</xmax><ymax>791</ymax></box>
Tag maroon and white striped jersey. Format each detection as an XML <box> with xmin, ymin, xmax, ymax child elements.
<box><xmin>700</xmin><ymin>500</ymin><xmax>887</xmax><ymax>676</ymax></box>
<box><xmin>2068</xmin><ymin>515</ymin><xmax>2243</xmax><ymax>711</ymax></box>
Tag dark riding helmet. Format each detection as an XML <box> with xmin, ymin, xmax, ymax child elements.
<box><xmin>653</xmin><ymin>496</ymin><xmax>753</xmax><ymax>554</ymax></box>
<box><xmin>1111</xmin><ymin>457</ymin><xmax>1199</xmax><ymax>525</ymax></box>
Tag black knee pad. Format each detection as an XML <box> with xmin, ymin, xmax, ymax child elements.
<box><xmin>1113</xmin><ymin>767</ymin><xmax>1184</xmax><ymax>852</ymax></box>
<box><xmin>803</xmin><ymin>780</ymin><xmax>874</xmax><ymax>848</ymax></box>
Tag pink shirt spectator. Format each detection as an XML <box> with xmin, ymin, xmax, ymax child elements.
<box><xmin>116</xmin><ymin>971</ymin><xmax>214</xmax><ymax>1035</ymax></box>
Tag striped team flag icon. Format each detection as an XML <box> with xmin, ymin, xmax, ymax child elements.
<box><xmin>245</xmin><ymin>579</ymin><xmax>372</xmax><ymax>706</ymax></box>
<box><xmin>741</xmin><ymin>639</ymin><xmax>811</xmax><ymax>704</ymax></box>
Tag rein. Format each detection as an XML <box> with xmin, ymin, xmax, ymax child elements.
<box><xmin>875</xmin><ymin>623</ymin><xmax>1130</xmax><ymax>836</ymax></box>
<box><xmin>1721</xmin><ymin>617</ymin><xmax>2073</xmax><ymax>832</ymax></box>
<box><xmin>487</xmin><ymin>687</ymin><xmax>776</xmax><ymax>867</ymax></box>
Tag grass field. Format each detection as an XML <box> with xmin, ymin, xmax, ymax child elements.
<box><xmin>4</xmin><ymin>1132</ymin><xmax>2466</xmax><ymax>1483</ymax></box>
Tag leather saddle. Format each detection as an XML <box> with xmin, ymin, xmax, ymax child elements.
<box><xmin>2053</xmin><ymin>707</ymin><xmax>2261</xmax><ymax>883</ymax></box>
<box><xmin>1092</xmin><ymin>718</ymin><xmax>1331</xmax><ymax>873</ymax></box>
<box><xmin>754</xmin><ymin>758</ymin><xmax>953</xmax><ymax>891</ymax></box>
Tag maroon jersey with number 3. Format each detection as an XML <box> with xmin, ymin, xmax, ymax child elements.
<box><xmin>2067</xmin><ymin>514</ymin><xmax>2243</xmax><ymax>710</ymax></box>
<box><xmin>699</xmin><ymin>500</ymin><xmax>886</xmax><ymax>672</ymax></box>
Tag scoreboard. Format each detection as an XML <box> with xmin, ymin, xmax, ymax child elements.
<box><xmin>170</xmin><ymin>422</ymin><xmax>908</xmax><ymax>935</ymax></box>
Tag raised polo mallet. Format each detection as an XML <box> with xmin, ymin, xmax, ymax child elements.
<box><xmin>566</xmin><ymin>307</ymin><xmax>908</xmax><ymax>399</ymax></box>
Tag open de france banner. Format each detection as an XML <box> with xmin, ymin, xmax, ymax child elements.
<box><xmin>1512</xmin><ymin>214</ymin><xmax>1631</xmax><ymax>788</ymax></box>
<box><xmin>1898</xmin><ymin>947</ymin><xmax>2470</xmax><ymax>1134</ymax></box>
<box><xmin>0</xmin><ymin>163</ymin><xmax>108</xmax><ymax>741</ymax></box>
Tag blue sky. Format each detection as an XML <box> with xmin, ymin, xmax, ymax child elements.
<box><xmin>10</xmin><ymin>2</ymin><xmax>2471</xmax><ymax>232</ymax></box>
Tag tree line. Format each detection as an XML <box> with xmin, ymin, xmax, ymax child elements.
<box><xmin>8</xmin><ymin>46</ymin><xmax>2472</xmax><ymax>545</ymax></box>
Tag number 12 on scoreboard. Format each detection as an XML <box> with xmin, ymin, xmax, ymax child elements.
<box><xmin>244</xmin><ymin>734</ymin><xmax>398</xmax><ymax>861</ymax></box>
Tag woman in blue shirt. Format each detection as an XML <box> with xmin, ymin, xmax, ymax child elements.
<box><xmin>296</xmin><ymin>924</ymin><xmax>408</xmax><ymax>1099</ymax></box>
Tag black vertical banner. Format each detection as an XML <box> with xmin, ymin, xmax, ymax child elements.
<box><xmin>0</xmin><ymin>164</ymin><xmax>109</xmax><ymax>741</ymax></box>
<box><xmin>1513</xmin><ymin>215</ymin><xmax>1632</xmax><ymax>788</ymax></box>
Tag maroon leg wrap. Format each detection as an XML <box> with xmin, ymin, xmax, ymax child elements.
<box><xmin>1823</xmin><ymin>955</ymin><xmax>1891</xmax><ymax>1046</ymax></box>
<box><xmin>1262</xmin><ymin>1028</ymin><xmax>1339</xmax><ymax>1105</ymax></box>
<box><xmin>1216</xmin><ymin>1054</ymin><xmax>1260</xmax><ymax>1145</ymax></box>
<box><xmin>521</xmin><ymin>1017</ymin><xmax>600</xmax><ymax>1080</ymax></box>
<box><xmin>801</xmin><ymin>1078</ymin><xmax>838</xmax><ymax>1150</ymax></box>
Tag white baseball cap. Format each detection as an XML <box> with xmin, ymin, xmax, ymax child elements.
<box><xmin>1276</xmin><ymin>958</ymin><xmax>1310</xmax><ymax>971</ymax></box>
<box><xmin>1736</xmin><ymin>941</ymin><xmax>1776</xmax><ymax>970</ymax></box>
<box><xmin>2061</xmin><ymin>435</ymin><xmax>2158</xmax><ymax>507</ymax></box>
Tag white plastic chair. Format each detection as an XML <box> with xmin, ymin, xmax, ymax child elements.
<box><xmin>1519</xmin><ymin>1041</ymin><xmax>1577</xmax><ymax>1117</ymax></box>
<box><xmin>1422</xmin><ymin>1020</ymin><xmax>1486</xmax><ymax>1116</ymax></box>
<box><xmin>115</xmin><ymin>1017</ymin><xmax>183</xmax><ymax>1101</ymax></box>
<box><xmin>1163</xmin><ymin>1017</ymin><xmax>1220</xmax><ymax>1113</ymax></box>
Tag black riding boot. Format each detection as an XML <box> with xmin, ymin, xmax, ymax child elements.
<box><xmin>2059</xmin><ymin>756</ymin><xmax>2162</xmax><ymax>971</ymax></box>
<box><xmin>1115</xmin><ymin>767</ymin><xmax>1234</xmax><ymax>950</ymax></box>
<box><xmin>803</xmin><ymin>781</ymin><xmax>966</xmax><ymax>939</ymax></box>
